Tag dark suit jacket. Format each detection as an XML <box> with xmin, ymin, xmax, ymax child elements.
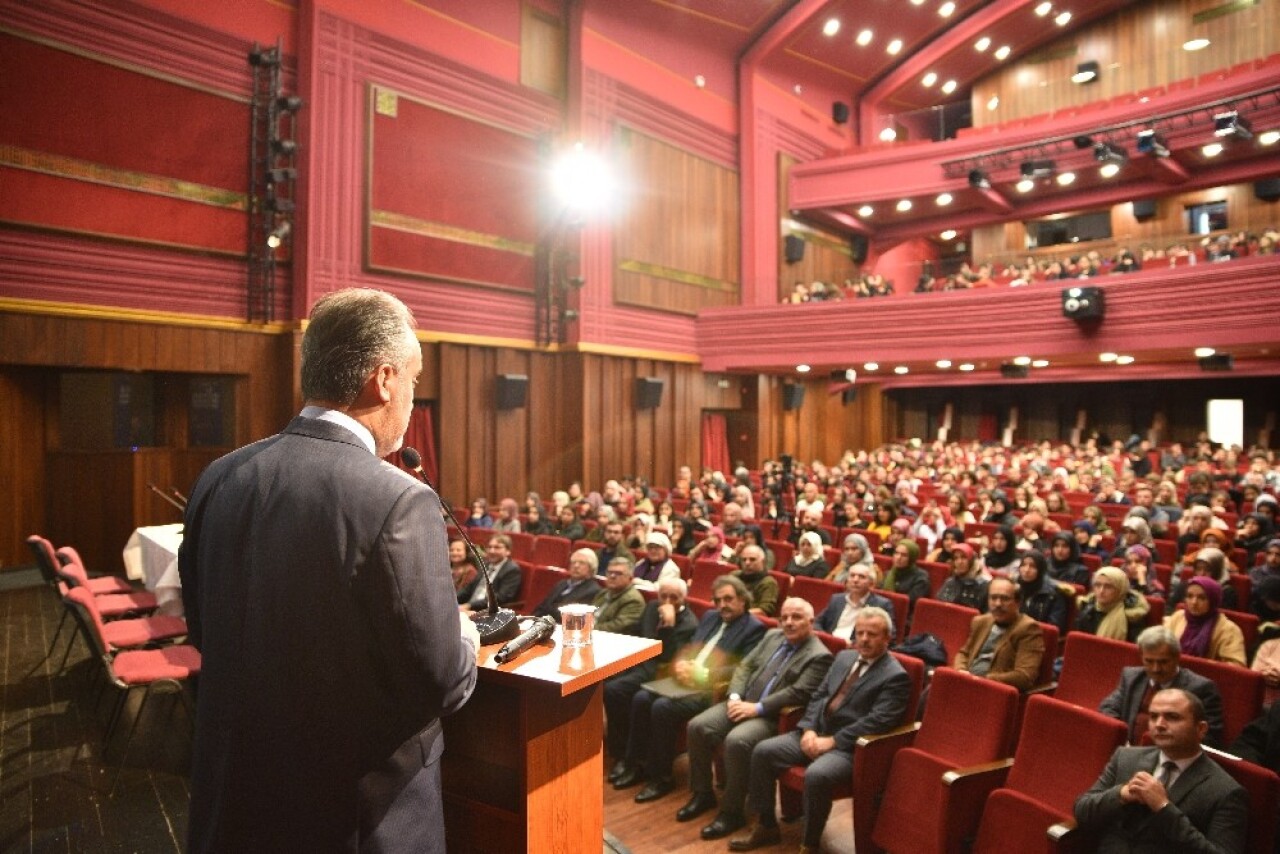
<box><xmin>179</xmin><ymin>416</ymin><xmax>477</xmax><ymax>853</ymax></box>
<box><xmin>798</xmin><ymin>650</ymin><xmax>912</xmax><ymax>751</ymax></box>
<box><xmin>633</xmin><ymin>600</ymin><xmax>699</xmax><ymax>681</ymax></box>
<box><xmin>531</xmin><ymin>577</ymin><xmax>601</xmax><ymax>619</ymax></box>
<box><xmin>953</xmin><ymin>612</ymin><xmax>1046</xmax><ymax>692</ymax></box>
<box><xmin>1074</xmin><ymin>746</ymin><xmax>1248</xmax><ymax>853</ymax></box>
<box><xmin>1098</xmin><ymin>666</ymin><xmax>1227</xmax><ymax>749</ymax></box>
<box><xmin>675</xmin><ymin>610</ymin><xmax>767</xmax><ymax>693</ymax></box>
<box><xmin>477</xmin><ymin>557</ymin><xmax>522</xmax><ymax>609</ymax></box>
<box><xmin>816</xmin><ymin>591</ymin><xmax>894</xmax><ymax>635</ymax></box>
<box><xmin>727</xmin><ymin>629</ymin><xmax>833</xmax><ymax>718</ymax></box>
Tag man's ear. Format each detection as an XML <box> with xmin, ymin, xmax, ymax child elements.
<box><xmin>370</xmin><ymin>363</ymin><xmax>395</xmax><ymax>404</ymax></box>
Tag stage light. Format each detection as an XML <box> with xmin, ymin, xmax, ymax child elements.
<box><xmin>1032</xmin><ymin>359</ymin><xmax>1050</xmax><ymax>368</ymax></box>
<box><xmin>1071</xmin><ymin>61</ymin><xmax>1099</xmax><ymax>84</ymax></box>
<box><xmin>968</xmin><ymin>169</ymin><xmax>991</xmax><ymax>189</ymax></box>
<box><xmin>796</xmin><ymin>364</ymin><xmax>811</xmax><ymax>373</ymax></box>
<box><xmin>1183</xmin><ymin>38</ymin><xmax>1210</xmax><ymax>51</ymax></box>
<box><xmin>266</xmin><ymin>221</ymin><xmax>291</xmax><ymax>249</ymax></box>
<box><xmin>249</xmin><ymin>46</ymin><xmax>280</xmax><ymax>66</ymax></box>
<box><xmin>975</xmin><ymin>37</ymin><xmax>991</xmax><ymax>51</ymax></box>
<box><xmin>894</xmin><ymin>366</ymin><xmax>909</xmax><ymax>375</ymax></box>
<box><xmin>1099</xmin><ymin>352</ymin><xmax>1118</xmax><ymax>362</ymax></box>
<box><xmin>941</xmin><ymin>80</ymin><xmax>958</xmax><ymax>94</ymax></box>
<box><xmin>823</xmin><ymin>17</ymin><xmax>841</xmax><ymax>36</ymax></box>
<box><xmin>1202</xmin><ymin>142</ymin><xmax>1224</xmax><ymax>157</ymax></box>
<box><xmin>857</xmin><ymin>29</ymin><xmax>873</xmax><ymax>46</ymax></box>
<box><xmin>880</xmin><ymin>126</ymin><xmax>899</xmax><ymax>142</ymax></box>
<box><xmin>1056</xmin><ymin>171</ymin><xmax>1076</xmax><ymax>186</ymax></box>
<box><xmin>271</xmin><ymin>139</ymin><xmax>298</xmax><ymax>156</ymax></box>
<box><xmin>1093</xmin><ymin>142</ymin><xmax>1128</xmax><ymax>164</ymax></box>
<box><xmin>551</xmin><ymin>142</ymin><xmax>615</xmax><ymax>214</ymax></box>
<box><xmin>1034</xmin><ymin>2</ymin><xmax>1052</xmax><ymax>15</ymax></box>
<box><xmin>1021</xmin><ymin>159</ymin><xmax>1055</xmax><ymax>178</ymax></box>
<box><xmin>896</xmin><ymin>199</ymin><xmax>913</xmax><ymax>212</ymax></box>
<box><xmin>1055</xmin><ymin>10</ymin><xmax>1072</xmax><ymax>25</ymax></box>
<box><xmin>1116</xmin><ymin>355</ymin><xmax>1135</xmax><ymax>365</ymax></box>
<box><xmin>959</xmin><ymin>363</ymin><xmax>975</xmax><ymax>372</ymax></box>
<box><xmin>275</xmin><ymin>95</ymin><xmax>304</xmax><ymax>112</ymax></box>
<box><xmin>1194</xmin><ymin>347</ymin><xmax>1216</xmax><ymax>358</ymax></box>
<box><xmin>267</xmin><ymin>167</ymin><xmax>296</xmax><ymax>183</ymax></box>
<box><xmin>1013</xmin><ymin>356</ymin><xmax>1032</xmax><ymax>366</ymax></box>
<box><xmin>922</xmin><ymin>72</ymin><xmax>938</xmax><ymax>87</ymax></box>
<box><xmin>268</xmin><ymin>196</ymin><xmax>294</xmax><ymax>213</ymax></box>
<box><xmin>936</xmin><ymin>360</ymin><xmax>952</xmax><ymax>368</ymax></box>
<box><xmin>887</xmin><ymin>39</ymin><xmax>903</xmax><ymax>55</ymax></box>
<box><xmin>1136</xmin><ymin>129</ymin><xmax>1169</xmax><ymax>157</ymax></box>
<box><xmin>940</xmin><ymin>229</ymin><xmax>957</xmax><ymax>240</ymax></box>
<box><xmin>1214</xmin><ymin>111</ymin><xmax>1252</xmax><ymax>140</ymax></box>
<box><xmin>1260</xmin><ymin>130</ymin><xmax>1280</xmax><ymax>146</ymax></box>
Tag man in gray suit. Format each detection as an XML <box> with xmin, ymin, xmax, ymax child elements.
<box><xmin>1098</xmin><ymin>626</ymin><xmax>1226</xmax><ymax>747</ymax></box>
<box><xmin>680</xmin><ymin>597</ymin><xmax>834</xmax><ymax>840</ymax></box>
<box><xmin>1075</xmin><ymin>688</ymin><xmax>1248</xmax><ymax>853</ymax></box>
<box><xmin>179</xmin><ymin>288</ymin><xmax>480</xmax><ymax>853</ymax></box>
<box><xmin>731</xmin><ymin>607</ymin><xmax>910</xmax><ymax>852</ymax></box>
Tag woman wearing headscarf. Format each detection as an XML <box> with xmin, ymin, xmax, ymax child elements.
<box><xmin>936</xmin><ymin>543</ymin><xmax>989</xmax><ymax>612</ymax></box>
<box><xmin>492</xmin><ymin>498</ymin><xmax>523</xmax><ymax>534</ymax></box>
<box><xmin>1075</xmin><ymin>566</ymin><xmax>1149</xmax><ymax>642</ymax></box>
<box><xmin>1071</xmin><ymin>519</ymin><xmax>1110</xmax><ymax>564</ymax></box>
<box><xmin>982</xmin><ymin>525</ymin><xmax>1022</xmax><ymax>579</ymax></box>
<box><xmin>1120</xmin><ymin>544</ymin><xmax>1165</xmax><ymax>599</ymax></box>
<box><xmin>1018</xmin><ymin>550</ymin><xmax>1067</xmax><ymax>632</ymax></box>
<box><xmin>688</xmin><ymin>525</ymin><xmax>731</xmax><ymax>564</ymax></box>
<box><xmin>925</xmin><ymin>526</ymin><xmax>965</xmax><ymax>565</ymax></box>
<box><xmin>523</xmin><ymin>504</ymin><xmax>552</xmax><ymax>536</ymax></box>
<box><xmin>826</xmin><ymin>532</ymin><xmax>874</xmax><ymax>584</ymax></box>
<box><xmin>1081</xmin><ymin>505</ymin><xmax>1112</xmax><ymax>536</ymax></box>
<box><xmin>1164</xmin><ymin>576</ymin><xmax>1247</xmax><ymax>666</ymax></box>
<box><xmin>1118</xmin><ymin>515</ymin><xmax>1156</xmax><ymax>550</ymax></box>
<box><xmin>983</xmin><ymin>491</ymin><xmax>1019</xmax><ymax>526</ymax></box>
<box><xmin>1046</xmin><ymin>531</ymin><xmax>1091</xmax><ymax>586</ymax></box>
<box><xmin>881</xmin><ymin>539</ymin><xmax>931</xmax><ymax>609</ymax></box>
<box><xmin>1172</xmin><ymin>546</ymin><xmax>1239</xmax><ymax>610</ymax></box>
<box><xmin>1238</xmin><ymin>512</ymin><xmax>1276</xmax><ymax>564</ymax></box>
<box><xmin>784</xmin><ymin>531</ymin><xmax>829</xmax><ymax>578</ymax></box>
<box><xmin>880</xmin><ymin>517</ymin><xmax>913</xmax><ymax>557</ymax></box>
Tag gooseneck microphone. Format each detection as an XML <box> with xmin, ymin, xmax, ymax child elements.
<box><xmin>492</xmin><ymin>615</ymin><xmax>556</xmax><ymax>665</ymax></box>
<box><xmin>400</xmin><ymin>447</ymin><xmax>520</xmax><ymax>645</ymax></box>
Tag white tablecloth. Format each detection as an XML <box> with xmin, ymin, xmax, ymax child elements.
<box><xmin>122</xmin><ymin>523</ymin><xmax>184</xmax><ymax>616</ymax></box>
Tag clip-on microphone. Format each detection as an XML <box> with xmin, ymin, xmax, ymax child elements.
<box><xmin>400</xmin><ymin>447</ymin><xmax>520</xmax><ymax>646</ymax></box>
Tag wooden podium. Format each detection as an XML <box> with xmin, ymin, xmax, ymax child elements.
<box><xmin>441</xmin><ymin>627</ymin><xmax>659</xmax><ymax>852</ymax></box>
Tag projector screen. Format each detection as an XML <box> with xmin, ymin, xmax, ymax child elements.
<box><xmin>1206</xmin><ymin>399</ymin><xmax>1244</xmax><ymax>448</ymax></box>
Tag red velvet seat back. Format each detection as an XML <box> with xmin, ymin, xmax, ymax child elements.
<box><xmin>1054</xmin><ymin>632</ymin><xmax>1140</xmax><ymax>711</ymax></box>
<box><xmin>1005</xmin><ymin>695</ymin><xmax>1127</xmax><ymax>812</ymax></box>
<box><xmin>914</xmin><ymin>667</ymin><xmax>1019</xmax><ymax>766</ymax></box>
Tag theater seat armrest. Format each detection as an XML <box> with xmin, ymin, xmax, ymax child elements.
<box><xmin>856</xmin><ymin>722</ymin><xmax>920</xmax><ymax>750</ymax></box>
<box><xmin>1026</xmin><ymin>681</ymin><xmax>1058</xmax><ymax>696</ymax></box>
<box><xmin>942</xmin><ymin>757</ymin><xmax>1015</xmax><ymax>787</ymax></box>
<box><xmin>1047</xmin><ymin>819</ymin><xmax>1077</xmax><ymax>841</ymax></box>
<box><xmin>777</xmin><ymin>705</ymin><xmax>804</xmax><ymax>733</ymax></box>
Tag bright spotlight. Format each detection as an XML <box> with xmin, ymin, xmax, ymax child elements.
<box><xmin>551</xmin><ymin>143</ymin><xmax>614</xmax><ymax>214</ymax></box>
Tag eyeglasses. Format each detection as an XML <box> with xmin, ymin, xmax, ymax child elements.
<box><xmin>605</xmin><ymin>570</ymin><xmax>629</xmax><ymax>578</ymax></box>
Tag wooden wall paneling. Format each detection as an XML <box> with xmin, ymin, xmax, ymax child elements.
<box><xmin>493</xmin><ymin>347</ymin><xmax>532</xmax><ymax>504</ymax></box>
<box><xmin>777</xmin><ymin>153</ymin><xmax>860</xmax><ymax>301</ymax></box>
<box><xmin>0</xmin><ymin>369</ymin><xmax>47</xmax><ymax>569</ymax></box>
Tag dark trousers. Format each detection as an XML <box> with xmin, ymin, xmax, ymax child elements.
<box><xmin>624</xmin><ymin>688</ymin><xmax>711</xmax><ymax>782</ymax></box>
<box><xmin>747</xmin><ymin>730</ymin><xmax>854</xmax><ymax>847</ymax></box>
<box><xmin>603</xmin><ymin>669</ymin><xmax>649</xmax><ymax>761</ymax></box>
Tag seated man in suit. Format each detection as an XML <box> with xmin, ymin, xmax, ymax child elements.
<box><xmin>605</xmin><ymin>577</ymin><xmax>699</xmax><ymax>783</ymax></box>
<box><xmin>1075</xmin><ymin>688</ymin><xmax>1247</xmax><ymax>853</ymax></box>
<box><xmin>816</xmin><ymin>563</ymin><xmax>892</xmax><ymax>641</ymax></box>
<box><xmin>731</xmin><ymin>607</ymin><xmax>910</xmax><ymax>852</ymax></box>
<box><xmin>460</xmin><ymin>533</ymin><xmax>521</xmax><ymax>613</ymax></box>
<box><xmin>952</xmin><ymin>577</ymin><xmax>1045</xmax><ymax>692</ymax></box>
<box><xmin>680</xmin><ymin>598</ymin><xmax>834</xmax><ymax>840</ymax></box>
<box><xmin>530</xmin><ymin>548</ymin><xmax>600</xmax><ymax>619</ymax></box>
<box><xmin>1098</xmin><ymin>625</ymin><xmax>1226</xmax><ymax>748</ymax></box>
<box><xmin>592</xmin><ymin>557</ymin><xmax>645</xmax><ymax>634</ymax></box>
<box><xmin>616</xmin><ymin>576</ymin><xmax>766</xmax><ymax>802</ymax></box>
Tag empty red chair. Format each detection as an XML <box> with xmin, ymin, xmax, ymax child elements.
<box><xmin>910</xmin><ymin>599</ymin><xmax>980</xmax><ymax>665</ymax></box>
<box><xmin>32</xmin><ymin>538</ymin><xmax>133</xmax><ymax>594</ymax></box>
<box><xmin>531</xmin><ymin>535</ymin><xmax>572</xmax><ymax>568</ymax></box>
<box><xmin>505</xmin><ymin>531</ymin><xmax>536</xmax><ymax>561</ymax></box>
<box><xmin>1053</xmin><ymin>633</ymin><xmax>1140</xmax><ymax>711</ymax></box>
<box><xmin>880</xmin><ymin>589</ymin><xmax>911</xmax><ymax>643</ymax></box>
<box><xmin>688</xmin><ymin>560</ymin><xmax>725</xmax><ymax>600</ymax></box>
<box><xmin>1180</xmin><ymin>653</ymin><xmax>1264</xmax><ymax>745</ymax></box>
<box><xmin>788</xmin><ymin>575</ymin><xmax>843</xmax><ymax>615</ymax></box>
<box><xmin>1211</xmin><ymin>749</ymin><xmax>1280</xmax><ymax>854</ymax></box>
<box><xmin>55</xmin><ymin>548</ymin><xmax>158</xmax><ymax>617</ymax></box>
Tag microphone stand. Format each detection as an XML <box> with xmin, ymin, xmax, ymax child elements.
<box><xmin>147</xmin><ymin>482</ymin><xmax>186</xmax><ymax>514</ymax></box>
<box><xmin>400</xmin><ymin>447</ymin><xmax>520</xmax><ymax>645</ymax></box>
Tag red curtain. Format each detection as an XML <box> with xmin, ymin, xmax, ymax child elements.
<box><xmin>701</xmin><ymin>412</ymin><xmax>730</xmax><ymax>475</ymax></box>
<box><xmin>389</xmin><ymin>403</ymin><xmax>438</xmax><ymax>484</ymax></box>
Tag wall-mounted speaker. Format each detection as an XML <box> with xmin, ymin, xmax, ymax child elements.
<box><xmin>1132</xmin><ymin>199</ymin><xmax>1157</xmax><ymax>221</ymax></box>
<box><xmin>1000</xmin><ymin>364</ymin><xmax>1030</xmax><ymax>379</ymax></box>
<box><xmin>850</xmin><ymin>234</ymin><xmax>869</xmax><ymax>264</ymax></box>
<box><xmin>782</xmin><ymin>383</ymin><xmax>806</xmax><ymax>410</ymax></box>
<box><xmin>635</xmin><ymin>377</ymin><xmax>664</xmax><ymax>409</ymax></box>
<box><xmin>1061</xmin><ymin>286</ymin><xmax>1105</xmax><ymax>320</ymax></box>
<box><xmin>784</xmin><ymin>234</ymin><xmax>806</xmax><ymax>264</ymax></box>
<box><xmin>495</xmin><ymin>373</ymin><xmax>528</xmax><ymax>409</ymax></box>
<box><xmin>1199</xmin><ymin>353</ymin><xmax>1234</xmax><ymax>371</ymax></box>
<box><xmin>1255</xmin><ymin>178</ymin><xmax>1280</xmax><ymax>202</ymax></box>
<box><xmin>841</xmin><ymin>387</ymin><xmax>858</xmax><ymax>405</ymax></box>
<box><xmin>832</xmin><ymin>101</ymin><xmax>850</xmax><ymax>124</ymax></box>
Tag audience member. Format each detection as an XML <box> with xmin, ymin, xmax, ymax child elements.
<box><xmin>449</xmin><ymin>539</ymin><xmax>479</xmax><ymax>605</ymax></box>
<box><xmin>1017</xmin><ymin>550</ymin><xmax>1068</xmax><ymax>633</ymax></box>
<box><xmin>592</xmin><ymin>558</ymin><xmax>645</xmax><ymax>634</ymax></box>
<box><xmin>952</xmin><ymin>578</ymin><xmax>1045</xmax><ymax>692</ymax></box>
<box><xmin>816</xmin><ymin>564</ymin><xmax>892</xmax><ymax>641</ymax></box>
<box><xmin>460</xmin><ymin>534</ymin><xmax>521</xmax><ymax>613</ymax></box>
<box><xmin>633</xmin><ymin>532</ymin><xmax>681</xmax><ymax>591</ymax></box>
<box><xmin>1164</xmin><ymin>576</ymin><xmax>1247</xmax><ymax>667</ymax></box>
<box><xmin>1076</xmin><ymin>566</ymin><xmax>1149</xmax><ymax>642</ymax></box>
<box><xmin>936</xmin><ymin>543</ymin><xmax>989</xmax><ymax>611</ymax></box>
<box><xmin>530</xmin><ymin>548</ymin><xmax>601</xmax><ymax>619</ymax></box>
<box><xmin>784</xmin><ymin>532</ymin><xmax>829</xmax><ymax>579</ymax></box>
<box><xmin>734</xmin><ymin>545</ymin><xmax>780</xmax><ymax>618</ymax></box>
<box><xmin>825</xmin><ymin>532</ymin><xmax>874</xmax><ymax>585</ymax></box>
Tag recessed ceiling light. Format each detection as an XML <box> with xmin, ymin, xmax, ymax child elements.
<box><xmin>857</xmin><ymin>29</ymin><xmax>874</xmax><ymax>46</ymax></box>
<box><xmin>894</xmin><ymin>366</ymin><xmax>910</xmax><ymax>375</ymax></box>
<box><xmin>959</xmin><ymin>363</ymin><xmax>975</xmax><ymax>372</ymax></box>
<box><xmin>1016</xmin><ymin>178</ymin><xmax>1035</xmax><ymax>193</ymax></box>
<box><xmin>1099</xmin><ymin>352</ymin><xmax>1118</xmax><ymax>362</ymax></box>
<box><xmin>941</xmin><ymin>80</ymin><xmax>957</xmax><ymax>94</ymax></box>
<box><xmin>910</xmin><ymin>0</ymin><xmax>927</xmax><ymax>5</ymax></box>
<box><xmin>1202</xmin><ymin>142</ymin><xmax>1224</xmax><ymax>157</ymax></box>
<box><xmin>1183</xmin><ymin>38</ymin><xmax>1211</xmax><ymax>51</ymax></box>
<box><xmin>939</xmin><ymin>2</ymin><xmax>956</xmax><ymax>17</ymax></box>
<box><xmin>823</xmin><ymin>17</ymin><xmax>841</xmax><ymax>37</ymax></box>
<box><xmin>796</xmin><ymin>364</ymin><xmax>811</xmax><ymax>373</ymax></box>
<box><xmin>940</xmin><ymin>229</ymin><xmax>957</xmax><ymax>240</ymax></box>
<box><xmin>1116</xmin><ymin>355</ymin><xmax>1135</xmax><ymax>365</ymax></box>
<box><xmin>1013</xmin><ymin>356</ymin><xmax>1032</xmax><ymax>366</ymax></box>
<box><xmin>936</xmin><ymin>192</ymin><xmax>953</xmax><ymax>206</ymax></box>
<box><xmin>1055</xmin><ymin>10</ymin><xmax>1072</xmax><ymax>25</ymax></box>
<box><xmin>1056</xmin><ymin>171</ymin><xmax>1076</xmax><ymax>185</ymax></box>
<box><xmin>1194</xmin><ymin>347</ymin><xmax>1216</xmax><ymax>358</ymax></box>
<box><xmin>987</xmin><ymin>95</ymin><xmax>1000</xmax><ymax>110</ymax></box>
<box><xmin>793</xmin><ymin>84</ymin><xmax>803</xmax><ymax>94</ymax></box>
<box><xmin>864</xmin><ymin>362</ymin><xmax>879</xmax><ymax>371</ymax></box>
<box><xmin>896</xmin><ymin>199</ymin><xmax>913</xmax><ymax>212</ymax></box>
<box><xmin>936</xmin><ymin>359</ymin><xmax>952</xmax><ymax>369</ymax></box>
<box><xmin>995</xmin><ymin>45</ymin><xmax>1012</xmax><ymax>60</ymax></box>
<box><xmin>1032</xmin><ymin>359</ymin><xmax>1050</xmax><ymax>368</ymax></box>
<box><xmin>887</xmin><ymin>38</ymin><xmax>903</xmax><ymax>55</ymax></box>
<box><xmin>975</xmin><ymin>37</ymin><xmax>991</xmax><ymax>51</ymax></box>
<box><xmin>922</xmin><ymin>72</ymin><xmax>938</xmax><ymax>87</ymax></box>
<box><xmin>880</xmin><ymin>127</ymin><xmax>898</xmax><ymax>142</ymax></box>
<box><xmin>694</xmin><ymin>75</ymin><xmax>706</xmax><ymax>88</ymax></box>
<box><xmin>1034</xmin><ymin>1</ymin><xmax>1053</xmax><ymax>15</ymax></box>
<box><xmin>1099</xmin><ymin>162</ymin><xmax>1121</xmax><ymax>178</ymax></box>
<box><xmin>1260</xmin><ymin>130</ymin><xmax>1280</xmax><ymax>146</ymax></box>
<box><xmin>858</xmin><ymin>205</ymin><xmax>875</xmax><ymax>217</ymax></box>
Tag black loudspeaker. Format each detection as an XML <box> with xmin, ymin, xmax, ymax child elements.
<box><xmin>832</xmin><ymin>101</ymin><xmax>850</xmax><ymax>124</ymax></box>
<box><xmin>841</xmin><ymin>387</ymin><xmax>858</xmax><ymax>405</ymax></box>
<box><xmin>784</xmin><ymin>234</ymin><xmax>805</xmax><ymax>264</ymax></box>
<box><xmin>1000</xmin><ymin>364</ymin><xmax>1030</xmax><ymax>379</ymax></box>
<box><xmin>1132</xmin><ymin>199</ymin><xmax>1157</xmax><ymax>220</ymax></box>
<box><xmin>1199</xmin><ymin>353</ymin><xmax>1234</xmax><ymax>371</ymax></box>
<box><xmin>850</xmin><ymin>234</ymin><xmax>868</xmax><ymax>264</ymax></box>
<box><xmin>495</xmin><ymin>374</ymin><xmax>528</xmax><ymax>409</ymax></box>
<box><xmin>1255</xmin><ymin>178</ymin><xmax>1280</xmax><ymax>202</ymax></box>
<box><xmin>1061</xmin><ymin>286</ymin><xmax>1105</xmax><ymax>320</ymax></box>
<box><xmin>635</xmin><ymin>377</ymin><xmax>664</xmax><ymax>409</ymax></box>
<box><xmin>782</xmin><ymin>383</ymin><xmax>806</xmax><ymax>410</ymax></box>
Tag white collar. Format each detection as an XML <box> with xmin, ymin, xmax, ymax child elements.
<box><xmin>299</xmin><ymin>406</ymin><xmax>376</xmax><ymax>456</ymax></box>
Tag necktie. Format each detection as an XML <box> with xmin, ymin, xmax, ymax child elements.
<box><xmin>692</xmin><ymin>620</ymin><xmax>728</xmax><ymax>669</ymax></box>
<box><xmin>1132</xmin><ymin>680</ymin><xmax>1158</xmax><ymax>743</ymax></box>
<box><xmin>1156</xmin><ymin>759</ymin><xmax>1179</xmax><ymax>789</ymax></box>
<box><xmin>825</xmin><ymin>659</ymin><xmax>866</xmax><ymax>719</ymax></box>
<box><xmin>744</xmin><ymin>642</ymin><xmax>794</xmax><ymax>702</ymax></box>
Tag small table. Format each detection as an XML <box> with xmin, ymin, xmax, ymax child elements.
<box><xmin>122</xmin><ymin>523</ymin><xmax>184</xmax><ymax>616</ymax></box>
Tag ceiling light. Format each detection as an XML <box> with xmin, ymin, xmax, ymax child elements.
<box><xmin>975</xmin><ymin>37</ymin><xmax>991</xmax><ymax>51</ymax></box>
<box><xmin>796</xmin><ymin>364</ymin><xmax>811</xmax><ymax>373</ymax></box>
<box><xmin>1260</xmin><ymin>130</ymin><xmax>1280</xmax><ymax>145</ymax></box>
<box><xmin>940</xmin><ymin>229</ymin><xmax>957</xmax><ymax>240</ymax></box>
<box><xmin>936</xmin><ymin>360</ymin><xmax>952</xmax><ymax>369</ymax></box>
<box><xmin>1099</xmin><ymin>162</ymin><xmax>1121</xmax><ymax>178</ymax></box>
<box><xmin>894</xmin><ymin>366</ymin><xmax>910</xmax><ymax>375</ymax></box>
<box><xmin>1194</xmin><ymin>347</ymin><xmax>1216</xmax><ymax>358</ymax></box>
<box><xmin>936</xmin><ymin>192</ymin><xmax>953</xmax><ymax>206</ymax></box>
<box><xmin>896</xmin><ymin>199</ymin><xmax>913</xmax><ymax>212</ymax></box>
<box><xmin>694</xmin><ymin>74</ymin><xmax>706</xmax><ymax>88</ymax></box>
<box><xmin>1055</xmin><ymin>10</ymin><xmax>1072</xmax><ymax>25</ymax></box>
<box><xmin>1032</xmin><ymin>359</ymin><xmax>1050</xmax><ymax>368</ymax></box>
<box><xmin>1016</xmin><ymin>178</ymin><xmax>1035</xmax><ymax>193</ymax></box>
<box><xmin>910</xmin><ymin>0</ymin><xmax>926</xmax><ymax>5</ymax></box>
<box><xmin>1071</xmin><ymin>61</ymin><xmax>1099</xmax><ymax>84</ymax></box>
<box><xmin>959</xmin><ymin>363</ymin><xmax>975</xmax><ymax>372</ymax></box>
<box><xmin>1136</xmin><ymin>128</ymin><xmax>1170</xmax><ymax>157</ymax></box>
<box><xmin>1034</xmin><ymin>1</ymin><xmax>1053</xmax><ymax>14</ymax></box>
<box><xmin>858</xmin><ymin>204</ymin><xmax>875</xmax><ymax>217</ymax></box>
<box><xmin>793</xmin><ymin>84</ymin><xmax>803</xmax><ymax>94</ymax></box>
<box><xmin>1202</xmin><ymin>142</ymin><xmax>1224</xmax><ymax>157</ymax></box>
<box><xmin>987</xmin><ymin>95</ymin><xmax>1000</xmax><ymax>110</ymax></box>
<box><xmin>941</xmin><ymin>80</ymin><xmax>957</xmax><ymax>94</ymax></box>
<box><xmin>1056</xmin><ymin>171</ymin><xmax>1076</xmax><ymax>185</ymax></box>
<box><xmin>880</xmin><ymin>126</ymin><xmax>899</xmax><ymax>142</ymax></box>
<box><xmin>1116</xmin><ymin>355</ymin><xmax>1135</xmax><ymax>365</ymax></box>
<box><xmin>994</xmin><ymin>45</ymin><xmax>1011</xmax><ymax>60</ymax></box>
<box><xmin>939</xmin><ymin>2</ymin><xmax>956</xmax><ymax>17</ymax></box>
<box><xmin>1099</xmin><ymin>352</ymin><xmax>1118</xmax><ymax>362</ymax></box>
<box><xmin>266</xmin><ymin>220</ymin><xmax>291</xmax><ymax>249</ymax></box>
<box><xmin>922</xmin><ymin>72</ymin><xmax>938</xmax><ymax>87</ymax></box>
<box><xmin>1021</xmin><ymin>159</ymin><xmax>1055</xmax><ymax>178</ymax></box>
<box><xmin>887</xmin><ymin>38</ymin><xmax>903</xmax><ymax>54</ymax></box>
<box><xmin>1183</xmin><ymin>38</ymin><xmax>1211</xmax><ymax>51</ymax></box>
<box><xmin>1094</xmin><ymin>142</ymin><xmax>1128</xmax><ymax>164</ymax></box>
<box><xmin>864</xmin><ymin>362</ymin><xmax>879</xmax><ymax>371</ymax></box>
<box><xmin>857</xmin><ymin>29</ymin><xmax>874</xmax><ymax>46</ymax></box>
<box><xmin>823</xmin><ymin>17</ymin><xmax>841</xmax><ymax>37</ymax></box>
<box><xmin>969</xmin><ymin>169</ymin><xmax>991</xmax><ymax>189</ymax></box>
<box><xmin>1214</xmin><ymin>111</ymin><xmax>1253</xmax><ymax>140</ymax></box>
<box><xmin>1013</xmin><ymin>356</ymin><xmax>1032</xmax><ymax>366</ymax></box>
